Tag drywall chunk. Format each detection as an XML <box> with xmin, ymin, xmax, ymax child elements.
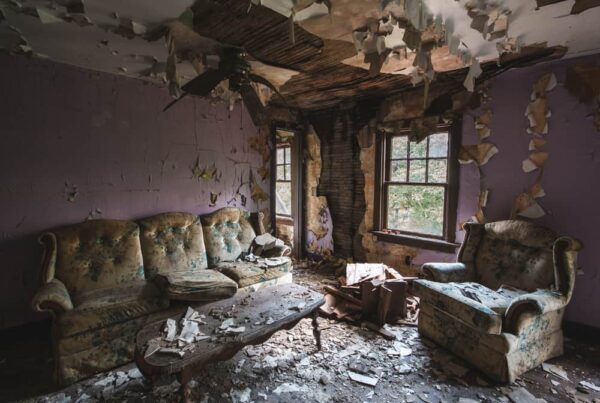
<box><xmin>463</xmin><ymin>59</ymin><xmax>482</xmax><ymax>92</ymax></box>
<box><xmin>513</xmin><ymin>192</ymin><xmax>545</xmax><ymax>219</ymax></box>
<box><xmin>522</xmin><ymin>151</ymin><xmax>548</xmax><ymax>173</ymax></box>
<box><xmin>458</xmin><ymin>143</ymin><xmax>499</xmax><ymax>166</ymax></box>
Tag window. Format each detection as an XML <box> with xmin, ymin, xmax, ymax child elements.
<box><xmin>275</xmin><ymin>145</ymin><xmax>292</xmax><ymax>216</ymax></box>
<box><xmin>374</xmin><ymin>122</ymin><xmax>460</xmax><ymax>251</ymax></box>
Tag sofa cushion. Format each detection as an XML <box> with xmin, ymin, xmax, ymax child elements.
<box><xmin>155</xmin><ymin>269</ymin><xmax>238</xmax><ymax>301</ymax></box>
<box><xmin>57</xmin><ymin>281</ymin><xmax>168</xmax><ymax>337</ymax></box>
<box><xmin>139</xmin><ymin>212</ymin><xmax>208</xmax><ymax>278</ymax></box>
<box><xmin>201</xmin><ymin>208</ymin><xmax>256</xmax><ymax>267</ymax></box>
<box><xmin>53</xmin><ymin>220</ymin><xmax>144</xmax><ymax>298</ymax></box>
<box><xmin>414</xmin><ymin>280</ymin><xmax>507</xmax><ymax>334</ymax></box>
<box><xmin>215</xmin><ymin>258</ymin><xmax>292</xmax><ymax>288</ymax></box>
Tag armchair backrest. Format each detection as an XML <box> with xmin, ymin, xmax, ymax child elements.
<box><xmin>201</xmin><ymin>207</ymin><xmax>257</xmax><ymax>267</ymax></box>
<box><xmin>462</xmin><ymin>220</ymin><xmax>558</xmax><ymax>292</ymax></box>
<box><xmin>138</xmin><ymin>212</ymin><xmax>208</xmax><ymax>278</ymax></box>
<box><xmin>49</xmin><ymin>220</ymin><xmax>144</xmax><ymax>298</ymax></box>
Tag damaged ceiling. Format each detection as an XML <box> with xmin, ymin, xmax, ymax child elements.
<box><xmin>1</xmin><ymin>0</ymin><xmax>600</xmax><ymax>110</ymax></box>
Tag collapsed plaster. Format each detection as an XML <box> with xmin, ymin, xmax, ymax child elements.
<box><xmin>304</xmin><ymin>125</ymin><xmax>334</xmax><ymax>256</ymax></box>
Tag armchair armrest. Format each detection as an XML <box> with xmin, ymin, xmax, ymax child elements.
<box><xmin>421</xmin><ymin>262</ymin><xmax>470</xmax><ymax>283</ymax></box>
<box><xmin>32</xmin><ymin>279</ymin><xmax>73</xmax><ymax>315</ymax></box>
<box><xmin>504</xmin><ymin>289</ymin><xmax>567</xmax><ymax>334</ymax></box>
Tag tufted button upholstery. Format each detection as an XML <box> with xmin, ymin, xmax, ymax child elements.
<box><xmin>53</xmin><ymin>220</ymin><xmax>144</xmax><ymax>300</ymax></box>
<box><xmin>138</xmin><ymin>212</ymin><xmax>208</xmax><ymax>279</ymax></box>
<box><xmin>200</xmin><ymin>207</ymin><xmax>256</xmax><ymax>267</ymax></box>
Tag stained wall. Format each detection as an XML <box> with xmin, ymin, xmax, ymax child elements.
<box><xmin>0</xmin><ymin>54</ymin><xmax>270</xmax><ymax>328</ymax></box>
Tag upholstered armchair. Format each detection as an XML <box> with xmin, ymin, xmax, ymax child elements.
<box><xmin>413</xmin><ymin>220</ymin><xmax>581</xmax><ymax>383</ymax></box>
<box><xmin>31</xmin><ymin>220</ymin><xmax>170</xmax><ymax>386</ymax></box>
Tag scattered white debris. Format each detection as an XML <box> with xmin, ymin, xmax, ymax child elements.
<box><xmin>507</xmin><ymin>387</ymin><xmax>547</xmax><ymax>403</ymax></box>
<box><xmin>579</xmin><ymin>380</ymin><xmax>600</xmax><ymax>392</ymax></box>
<box><xmin>164</xmin><ymin>318</ymin><xmax>177</xmax><ymax>342</ymax></box>
<box><xmin>348</xmin><ymin>371</ymin><xmax>379</xmax><ymax>386</ymax></box>
<box><xmin>230</xmin><ymin>387</ymin><xmax>252</xmax><ymax>403</ymax></box>
<box><xmin>273</xmin><ymin>383</ymin><xmax>306</xmax><ymax>395</ymax></box>
<box><xmin>541</xmin><ymin>362</ymin><xmax>570</xmax><ymax>381</ymax></box>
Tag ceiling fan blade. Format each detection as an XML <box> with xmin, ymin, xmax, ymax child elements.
<box><xmin>163</xmin><ymin>93</ymin><xmax>189</xmax><ymax>112</ymax></box>
<box><xmin>248</xmin><ymin>73</ymin><xmax>290</xmax><ymax>108</ymax></box>
<box><xmin>239</xmin><ymin>84</ymin><xmax>267</xmax><ymax>124</ymax></box>
<box><xmin>182</xmin><ymin>68</ymin><xmax>227</xmax><ymax>96</ymax></box>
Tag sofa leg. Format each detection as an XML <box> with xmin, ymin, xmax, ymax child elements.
<box><xmin>312</xmin><ymin>310</ymin><xmax>322</xmax><ymax>351</ymax></box>
<box><xmin>177</xmin><ymin>371</ymin><xmax>193</xmax><ymax>403</ymax></box>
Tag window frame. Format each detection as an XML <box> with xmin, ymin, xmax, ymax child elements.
<box><xmin>372</xmin><ymin>118</ymin><xmax>461</xmax><ymax>253</ymax></box>
<box><xmin>275</xmin><ymin>144</ymin><xmax>292</xmax><ymax>217</ymax></box>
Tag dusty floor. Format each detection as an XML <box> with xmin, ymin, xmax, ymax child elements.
<box><xmin>1</xmin><ymin>266</ymin><xmax>599</xmax><ymax>403</ymax></box>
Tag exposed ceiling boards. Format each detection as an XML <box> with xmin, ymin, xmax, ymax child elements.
<box><xmin>1</xmin><ymin>0</ymin><xmax>600</xmax><ymax>110</ymax></box>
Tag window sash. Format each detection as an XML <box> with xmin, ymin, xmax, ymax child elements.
<box><xmin>382</xmin><ymin>131</ymin><xmax>450</xmax><ymax>239</ymax></box>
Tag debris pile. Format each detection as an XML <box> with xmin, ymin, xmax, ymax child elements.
<box><xmin>318</xmin><ymin>262</ymin><xmax>420</xmax><ymax>337</ymax></box>
<box><xmin>144</xmin><ymin>307</ymin><xmax>218</xmax><ymax>359</ymax></box>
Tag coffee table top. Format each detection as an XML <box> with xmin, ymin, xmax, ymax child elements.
<box><xmin>135</xmin><ymin>283</ymin><xmax>324</xmax><ymax>378</ymax></box>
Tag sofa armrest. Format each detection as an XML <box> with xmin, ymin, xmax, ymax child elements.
<box><xmin>38</xmin><ymin>232</ymin><xmax>58</xmax><ymax>283</ymax></box>
<box><xmin>421</xmin><ymin>262</ymin><xmax>470</xmax><ymax>283</ymax></box>
<box><xmin>553</xmin><ymin>236</ymin><xmax>582</xmax><ymax>299</ymax></box>
<box><xmin>504</xmin><ymin>289</ymin><xmax>567</xmax><ymax>334</ymax></box>
<box><xmin>32</xmin><ymin>279</ymin><xmax>73</xmax><ymax>315</ymax></box>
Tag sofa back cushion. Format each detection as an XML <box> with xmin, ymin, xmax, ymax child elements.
<box><xmin>53</xmin><ymin>220</ymin><xmax>144</xmax><ymax>298</ymax></box>
<box><xmin>201</xmin><ymin>207</ymin><xmax>256</xmax><ymax>267</ymax></box>
<box><xmin>138</xmin><ymin>212</ymin><xmax>208</xmax><ymax>278</ymax></box>
<box><xmin>474</xmin><ymin>220</ymin><xmax>557</xmax><ymax>292</ymax></box>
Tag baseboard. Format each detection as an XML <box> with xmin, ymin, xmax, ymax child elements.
<box><xmin>563</xmin><ymin>320</ymin><xmax>600</xmax><ymax>343</ymax></box>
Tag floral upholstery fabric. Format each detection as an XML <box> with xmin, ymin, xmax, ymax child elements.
<box><xmin>201</xmin><ymin>208</ymin><xmax>257</xmax><ymax>267</ymax></box>
<box><xmin>416</xmin><ymin>220</ymin><xmax>581</xmax><ymax>383</ymax></box>
<box><xmin>56</xmin><ymin>281</ymin><xmax>167</xmax><ymax>338</ymax></box>
<box><xmin>413</xmin><ymin>281</ymin><xmax>508</xmax><ymax>334</ymax></box>
<box><xmin>50</xmin><ymin>220</ymin><xmax>145</xmax><ymax>299</ymax></box>
<box><xmin>215</xmin><ymin>258</ymin><xmax>292</xmax><ymax>288</ymax></box>
<box><xmin>154</xmin><ymin>269</ymin><xmax>238</xmax><ymax>301</ymax></box>
<box><xmin>138</xmin><ymin>212</ymin><xmax>208</xmax><ymax>278</ymax></box>
<box><xmin>32</xmin><ymin>278</ymin><xmax>73</xmax><ymax>313</ymax></box>
<box><xmin>475</xmin><ymin>221</ymin><xmax>556</xmax><ymax>292</ymax></box>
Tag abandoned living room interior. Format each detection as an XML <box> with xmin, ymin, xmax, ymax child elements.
<box><xmin>0</xmin><ymin>0</ymin><xmax>599</xmax><ymax>402</ymax></box>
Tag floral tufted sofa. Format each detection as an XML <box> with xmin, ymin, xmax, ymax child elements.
<box><xmin>32</xmin><ymin>208</ymin><xmax>292</xmax><ymax>386</ymax></box>
<box><xmin>414</xmin><ymin>220</ymin><xmax>581</xmax><ymax>383</ymax></box>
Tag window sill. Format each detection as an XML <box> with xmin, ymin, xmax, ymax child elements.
<box><xmin>371</xmin><ymin>231</ymin><xmax>459</xmax><ymax>253</ymax></box>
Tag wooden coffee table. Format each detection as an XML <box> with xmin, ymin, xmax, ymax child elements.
<box><xmin>134</xmin><ymin>283</ymin><xmax>325</xmax><ymax>402</ymax></box>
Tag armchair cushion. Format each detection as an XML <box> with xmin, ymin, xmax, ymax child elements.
<box><xmin>215</xmin><ymin>258</ymin><xmax>292</xmax><ymax>288</ymax></box>
<box><xmin>139</xmin><ymin>212</ymin><xmax>208</xmax><ymax>278</ymax></box>
<box><xmin>201</xmin><ymin>208</ymin><xmax>257</xmax><ymax>266</ymax></box>
<box><xmin>414</xmin><ymin>280</ymin><xmax>508</xmax><ymax>334</ymax></box>
<box><xmin>154</xmin><ymin>269</ymin><xmax>238</xmax><ymax>301</ymax></box>
<box><xmin>52</xmin><ymin>220</ymin><xmax>145</xmax><ymax>298</ymax></box>
<box><xmin>475</xmin><ymin>221</ymin><xmax>556</xmax><ymax>291</ymax></box>
<box><xmin>32</xmin><ymin>279</ymin><xmax>73</xmax><ymax>314</ymax></box>
<box><xmin>422</xmin><ymin>262</ymin><xmax>471</xmax><ymax>282</ymax></box>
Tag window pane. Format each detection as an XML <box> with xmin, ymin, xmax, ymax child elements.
<box><xmin>277</xmin><ymin>148</ymin><xmax>285</xmax><ymax>164</ymax></box>
<box><xmin>284</xmin><ymin>164</ymin><xmax>291</xmax><ymax>180</ymax></box>
<box><xmin>276</xmin><ymin>182</ymin><xmax>292</xmax><ymax>216</ymax></box>
<box><xmin>285</xmin><ymin>147</ymin><xmax>291</xmax><ymax>163</ymax></box>
<box><xmin>391</xmin><ymin>136</ymin><xmax>408</xmax><ymax>158</ymax></box>
<box><xmin>277</xmin><ymin>165</ymin><xmax>286</xmax><ymax>180</ymax></box>
<box><xmin>428</xmin><ymin>159</ymin><xmax>447</xmax><ymax>183</ymax></box>
<box><xmin>390</xmin><ymin>160</ymin><xmax>407</xmax><ymax>182</ymax></box>
<box><xmin>409</xmin><ymin>140</ymin><xmax>427</xmax><ymax>158</ymax></box>
<box><xmin>428</xmin><ymin>132</ymin><xmax>448</xmax><ymax>157</ymax></box>
<box><xmin>409</xmin><ymin>159</ymin><xmax>426</xmax><ymax>182</ymax></box>
<box><xmin>386</xmin><ymin>185</ymin><xmax>445</xmax><ymax>236</ymax></box>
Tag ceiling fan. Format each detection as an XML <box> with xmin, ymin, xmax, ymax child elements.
<box><xmin>162</xmin><ymin>44</ymin><xmax>289</xmax><ymax>115</ymax></box>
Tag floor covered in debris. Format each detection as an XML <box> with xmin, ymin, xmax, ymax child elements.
<box><xmin>2</xmin><ymin>266</ymin><xmax>599</xmax><ymax>403</ymax></box>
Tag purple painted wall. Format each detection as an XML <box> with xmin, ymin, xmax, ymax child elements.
<box><xmin>0</xmin><ymin>54</ymin><xmax>269</xmax><ymax>329</ymax></box>
<box><xmin>417</xmin><ymin>54</ymin><xmax>600</xmax><ymax>328</ymax></box>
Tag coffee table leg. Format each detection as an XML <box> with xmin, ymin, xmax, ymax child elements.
<box><xmin>312</xmin><ymin>310</ymin><xmax>322</xmax><ymax>351</ymax></box>
<box><xmin>177</xmin><ymin>371</ymin><xmax>192</xmax><ymax>403</ymax></box>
